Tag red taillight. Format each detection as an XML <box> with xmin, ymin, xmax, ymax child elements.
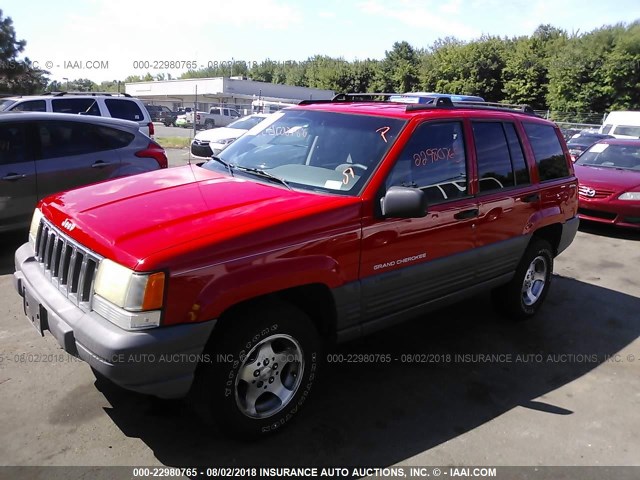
<box><xmin>196</xmin><ymin>114</ymin><xmax>200</xmax><ymax>121</ymax></box>
<box><xmin>135</xmin><ymin>142</ymin><xmax>168</xmax><ymax>169</ymax></box>
<box><xmin>148</xmin><ymin>122</ymin><xmax>155</xmax><ymax>137</ymax></box>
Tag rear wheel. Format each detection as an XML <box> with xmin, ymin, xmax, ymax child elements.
<box><xmin>492</xmin><ymin>238</ymin><xmax>553</xmax><ymax>320</ymax></box>
<box><xmin>204</xmin><ymin>119</ymin><xmax>215</xmax><ymax>129</ymax></box>
<box><xmin>194</xmin><ymin>301</ymin><xmax>320</xmax><ymax>437</ymax></box>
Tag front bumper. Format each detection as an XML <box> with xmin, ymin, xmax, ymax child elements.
<box><xmin>13</xmin><ymin>242</ymin><xmax>216</xmax><ymax>398</ymax></box>
<box><xmin>578</xmin><ymin>198</ymin><xmax>640</xmax><ymax>229</ymax></box>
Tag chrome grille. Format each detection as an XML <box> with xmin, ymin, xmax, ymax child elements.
<box><xmin>34</xmin><ymin>219</ymin><xmax>102</xmax><ymax>310</ymax></box>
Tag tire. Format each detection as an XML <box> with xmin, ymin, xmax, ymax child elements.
<box><xmin>492</xmin><ymin>238</ymin><xmax>554</xmax><ymax>320</ymax></box>
<box><xmin>204</xmin><ymin>120</ymin><xmax>215</xmax><ymax>129</ymax></box>
<box><xmin>194</xmin><ymin>301</ymin><xmax>320</xmax><ymax>438</ymax></box>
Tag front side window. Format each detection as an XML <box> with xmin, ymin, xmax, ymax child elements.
<box><xmin>613</xmin><ymin>125</ymin><xmax>640</xmax><ymax>137</ymax></box>
<box><xmin>386</xmin><ymin>121</ymin><xmax>467</xmax><ymax>204</ymax></box>
<box><xmin>523</xmin><ymin>123</ymin><xmax>569</xmax><ymax>181</ymax></box>
<box><xmin>204</xmin><ymin>110</ymin><xmax>406</xmax><ymax>195</ymax></box>
<box><xmin>0</xmin><ymin>122</ymin><xmax>27</xmax><ymax>164</ymax></box>
<box><xmin>12</xmin><ymin>100</ymin><xmax>46</xmax><ymax>112</ymax></box>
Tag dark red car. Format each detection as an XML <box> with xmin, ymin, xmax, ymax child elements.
<box><xmin>575</xmin><ymin>139</ymin><xmax>640</xmax><ymax>229</ymax></box>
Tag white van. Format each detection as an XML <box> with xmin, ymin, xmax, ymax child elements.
<box><xmin>599</xmin><ymin>111</ymin><xmax>640</xmax><ymax>139</ymax></box>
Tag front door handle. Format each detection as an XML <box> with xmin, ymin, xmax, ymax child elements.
<box><xmin>91</xmin><ymin>161</ymin><xmax>113</xmax><ymax>168</ymax></box>
<box><xmin>2</xmin><ymin>173</ymin><xmax>27</xmax><ymax>181</ymax></box>
<box><xmin>454</xmin><ymin>208</ymin><xmax>479</xmax><ymax>220</ymax></box>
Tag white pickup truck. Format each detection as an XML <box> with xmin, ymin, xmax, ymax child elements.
<box><xmin>184</xmin><ymin>107</ymin><xmax>242</xmax><ymax>129</ymax></box>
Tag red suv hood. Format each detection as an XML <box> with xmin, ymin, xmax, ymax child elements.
<box><xmin>40</xmin><ymin>165</ymin><xmax>359</xmax><ymax>269</ymax></box>
<box><xmin>574</xmin><ymin>164</ymin><xmax>640</xmax><ymax>191</ymax></box>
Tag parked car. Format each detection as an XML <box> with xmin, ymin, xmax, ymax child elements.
<box><xmin>185</xmin><ymin>107</ymin><xmax>241</xmax><ymax>129</ymax></box>
<box><xmin>0</xmin><ymin>112</ymin><xmax>167</xmax><ymax>232</ymax></box>
<box><xmin>567</xmin><ymin>132</ymin><xmax>615</xmax><ymax>161</ymax></box>
<box><xmin>175</xmin><ymin>114</ymin><xmax>188</xmax><ymax>128</ymax></box>
<box><xmin>13</xmin><ymin>95</ymin><xmax>578</xmax><ymax>437</ymax></box>
<box><xmin>0</xmin><ymin>92</ymin><xmax>155</xmax><ymax>137</ymax></box>
<box><xmin>190</xmin><ymin>114</ymin><xmax>270</xmax><ymax>158</ymax></box>
<box><xmin>145</xmin><ymin>104</ymin><xmax>175</xmax><ymax>124</ymax></box>
<box><xmin>574</xmin><ymin>138</ymin><xmax>640</xmax><ymax>229</ymax></box>
<box><xmin>599</xmin><ymin>111</ymin><xmax>640</xmax><ymax>139</ymax></box>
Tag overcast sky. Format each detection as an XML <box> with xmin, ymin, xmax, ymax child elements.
<box><xmin>5</xmin><ymin>0</ymin><xmax>640</xmax><ymax>83</ymax></box>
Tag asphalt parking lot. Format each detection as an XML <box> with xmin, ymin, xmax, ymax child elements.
<box><xmin>0</xmin><ymin>159</ymin><xmax>638</xmax><ymax>472</ymax></box>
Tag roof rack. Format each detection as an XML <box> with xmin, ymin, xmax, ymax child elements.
<box><xmin>300</xmin><ymin>93</ymin><xmax>536</xmax><ymax>115</ymax></box>
<box><xmin>40</xmin><ymin>91</ymin><xmax>132</xmax><ymax>97</ymax></box>
<box><xmin>299</xmin><ymin>93</ymin><xmax>397</xmax><ymax>105</ymax></box>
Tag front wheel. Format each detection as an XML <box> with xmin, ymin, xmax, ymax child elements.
<box><xmin>194</xmin><ymin>301</ymin><xmax>320</xmax><ymax>437</ymax></box>
<box><xmin>492</xmin><ymin>238</ymin><xmax>553</xmax><ymax>320</ymax></box>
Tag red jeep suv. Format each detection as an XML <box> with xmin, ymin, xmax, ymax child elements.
<box><xmin>13</xmin><ymin>95</ymin><xmax>579</xmax><ymax>437</ymax></box>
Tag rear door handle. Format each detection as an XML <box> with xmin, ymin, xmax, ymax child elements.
<box><xmin>2</xmin><ymin>173</ymin><xmax>27</xmax><ymax>181</ymax></box>
<box><xmin>521</xmin><ymin>193</ymin><xmax>540</xmax><ymax>203</ymax></box>
<box><xmin>91</xmin><ymin>161</ymin><xmax>113</xmax><ymax>168</ymax></box>
<box><xmin>454</xmin><ymin>208</ymin><xmax>479</xmax><ymax>220</ymax></box>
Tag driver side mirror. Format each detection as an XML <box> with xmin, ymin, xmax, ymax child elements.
<box><xmin>381</xmin><ymin>186</ymin><xmax>428</xmax><ymax>218</ymax></box>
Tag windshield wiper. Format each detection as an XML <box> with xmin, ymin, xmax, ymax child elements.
<box><xmin>210</xmin><ymin>156</ymin><xmax>234</xmax><ymax>177</ymax></box>
<box><xmin>234</xmin><ymin>166</ymin><xmax>292</xmax><ymax>190</ymax></box>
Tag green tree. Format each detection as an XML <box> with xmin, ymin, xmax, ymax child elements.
<box><xmin>0</xmin><ymin>9</ymin><xmax>48</xmax><ymax>93</ymax></box>
<box><xmin>502</xmin><ymin>26</ymin><xmax>565</xmax><ymax>109</ymax></box>
<box><xmin>374</xmin><ymin>41</ymin><xmax>419</xmax><ymax>92</ymax></box>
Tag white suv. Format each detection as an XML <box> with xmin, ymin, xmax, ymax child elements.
<box><xmin>0</xmin><ymin>93</ymin><xmax>154</xmax><ymax>137</ymax></box>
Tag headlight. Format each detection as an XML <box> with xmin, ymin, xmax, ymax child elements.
<box><xmin>218</xmin><ymin>138</ymin><xmax>236</xmax><ymax>145</ymax></box>
<box><xmin>618</xmin><ymin>192</ymin><xmax>640</xmax><ymax>200</ymax></box>
<box><xmin>93</xmin><ymin>259</ymin><xmax>165</xmax><ymax>329</ymax></box>
<box><xmin>29</xmin><ymin>208</ymin><xmax>43</xmax><ymax>246</ymax></box>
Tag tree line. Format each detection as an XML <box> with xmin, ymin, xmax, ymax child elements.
<box><xmin>1</xmin><ymin>7</ymin><xmax>639</xmax><ymax>116</ymax></box>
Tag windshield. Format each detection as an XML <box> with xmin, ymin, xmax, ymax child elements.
<box><xmin>228</xmin><ymin>116</ymin><xmax>268</xmax><ymax>130</ymax></box>
<box><xmin>576</xmin><ymin>143</ymin><xmax>640</xmax><ymax>170</ymax></box>
<box><xmin>202</xmin><ymin>109</ymin><xmax>406</xmax><ymax>195</ymax></box>
<box><xmin>613</xmin><ymin>125</ymin><xmax>640</xmax><ymax>137</ymax></box>
<box><xmin>568</xmin><ymin>135</ymin><xmax>608</xmax><ymax>148</ymax></box>
<box><xmin>0</xmin><ymin>99</ymin><xmax>17</xmax><ymax>111</ymax></box>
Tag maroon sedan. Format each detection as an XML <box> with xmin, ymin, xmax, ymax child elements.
<box><xmin>574</xmin><ymin>139</ymin><xmax>640</xmax><ymax>229</ymax></box>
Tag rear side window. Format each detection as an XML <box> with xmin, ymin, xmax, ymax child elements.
<box><xmin>504</xmin><ymin>124</ymin><xmax>530</xmax><ymax>185</ymax></box>
<box><xmin>473</xmin><ymin>123</ymin><xmax>509</xmax><ymax>192</ymax></box>
<box><xmin>386</xmin><ymin>121</ymin><xmax>468</xmax><ymax>204</ymax></box>
<box><xmin>0</xmin><ymin>122</ymin><xmax>27</xmax><ymax>164</ymax></box>
<box><xmin>523</xmin><ymin>123</ymin><xmax>569</xmax><ymax>181</ymax></box>
<box><xmin>105</xmin><ymin>99</ymin><xmax>144</xmax><ymax>122</ymax></box>
<box><xmin>52</xmin><ymin>98</ymin><xmax>100</xmax><ymax>116</ymax></box>
<box><xmin>35</xmin><ymin>121</ymin><xmax>134</xmax><ymax>159</ymax></box>
<box><xmin>601</xmin><ymin>124</ymin><xmax>613</xmax><ymax>134</ymax></box>
<box><xmin>11</xmin><ymin>100</ymin><xmax>46</xmax><ymax>112</ymax></box>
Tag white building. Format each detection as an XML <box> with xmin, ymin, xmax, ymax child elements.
<box><xmin>125</xmin><ymin>77</ymin><xmax>335</xmax><ymax>114</ymax></box>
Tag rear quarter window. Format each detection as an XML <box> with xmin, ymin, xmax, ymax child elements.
<box><xmin>523</xmin><ymin>123</ymin><xmax>570</xmax><ymax>181</ymax></box>
<box><xmin>105</xmin><ymin>99</ymin><xmax>145</xmax><ymax>122</ymax></box>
